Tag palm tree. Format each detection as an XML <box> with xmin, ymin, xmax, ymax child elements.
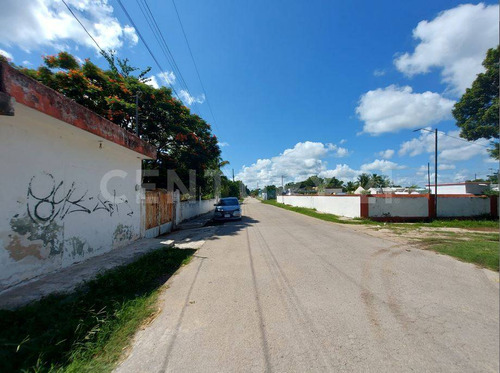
<box><xmin>357</xmin><ymin>173</ymin><xmax>372</xmax><ymax>189</ymax></box>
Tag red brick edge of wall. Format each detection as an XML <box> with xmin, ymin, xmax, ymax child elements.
<box><xmin>0</xmin><ymin>62</ymin><xmax>157</xmax><ymax>159</ymax></box>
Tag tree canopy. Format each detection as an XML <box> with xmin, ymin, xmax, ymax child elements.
<box><xmin>11</xmin><ymin>51</ymin><xmax>223</xmax><ymax>194</ymax></box>
<box><xmin>452</xmin><ymin>46</ymin><xmax>499</xmax><ymax>159</ymax></box>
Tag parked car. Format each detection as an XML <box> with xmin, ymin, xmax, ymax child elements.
<box><xmin>213</xmin><ymin>197</ymin><xmax>242</xmax><ymax>221</ymax></box>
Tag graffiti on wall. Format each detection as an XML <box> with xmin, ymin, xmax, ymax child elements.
<box><xmin>27</xmin><ymin>173</ymin><xmax>133</xmax><ymax>224</ymax></box>
<box><xmin>4</xmin><ymin>172</ymin><xmax>137</xmax><ymax>262</ymax></box>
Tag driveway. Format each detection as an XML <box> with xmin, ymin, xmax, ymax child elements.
<box><xmin>116</xmin><ymin>198</ymin><xmax>499</xmax><ymax>372</ymax></box>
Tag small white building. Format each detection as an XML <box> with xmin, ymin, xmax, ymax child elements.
<box><xmin>0</xmin><ymin>62</ymin><xmax>156</xmax><ymax>289</ymax></box>
<box><xmin>354</xmin><ymin>186</ymin><xmax>366</xmax><ymax>194</ymax></box>
<box><xmin>427</xmin><ymin>182</ymin><xmax>491</xmax><ymax>195</ymax></box>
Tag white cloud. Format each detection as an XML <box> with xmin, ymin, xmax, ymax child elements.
<box><xmin>0</xmin><ymin>0</ymin><xmax>138</xmax><ymax>52</ymax></box>
<box><xmin>356</xmin><ymin>85</ymin><xmax>455</xmax><ymax>135</ymax></box>
<box><xmin>22</xmin><ymin>60</ymin><xmax>32</xmax><ymax>66</ymax></box>
<box><xmin>236</xmin><ymin>141</ymin><xmax>353</xmax><ymax>188</ymax></box>
<box><xmin>360</xmin><ymin>159</ymin><xmax>406</xmax><ymax>173</ymax></box>
<box><xmin>377</xmin><ymin>149</ymin><xmax>395</xmax><ymax>159</ymax></box>
<box><xmin>399</xmin><ymin>129</ymin><xmax>489</xmax><ymax>161</ymax></box>
<box><xmin>145</xmin><ymin>71</ymin><xmax>176</xmax><ymax>89</ymax></box>
<box><xmin>318</xmin><ymin>164</ymin><xmax>358</xmax><ymax>181</ymax></box>
<box><xmin>339</xmin><ymin>139</ymin><xmax>347</xmax><ymax>144</ymax></box>
<box><xmin>0</xmin><ymin>49</ymin><xmax>13</xmax><ymax>61</ymax></box>
<box><xmin>394</xmin><ymin>3</ymin><xmax>499</xmax><ymax>95</ymax></box>
<box><xmin>145</xmin><ymin>76</ymin><xmax>159</xmax><ymax>89</ymax></box>
<box><xmin>418</xmin><ymin>163</ymin><xmax>456</xmax><ymax>172</ymax></box>
<box><xmin>327</xmin><ymin>143</ymin><xmax>350</xmax><ymax>157</ymax></box>
<box><xmin>179</xmin><ymin>90</ymin><xmax>205</xmax><ymax>105</ymax></box>
<box><xmin>373</xmin><ymin>69</ymin><xmax>386</xmax><ymax>77</ymax></box>
<box><xmin>158</xmin><ymin>71</ymin><xmax>176</xmax><ymax>85</ymax></box>
<box><xmin>219</xmin><ymin>142</ymin><xmax>229</xmax><ymax>147</ymax></box>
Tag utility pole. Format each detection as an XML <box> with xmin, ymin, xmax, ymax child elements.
<box><xmin>435</xmin><ymin>128</ymin><xmax>438</xmax><ymax>215</ymax></box>
<box><xmin>281</xmin><ymin>175</ymin><xmax>284</xmax><ymax>195</ymax></box>
<box><xmin>427</xmin><ymin>163</ymin><xmax>431</xmax><ymax>193</ymax></box>
<box><xmin>414</xmin><ymin>127</ymin><xmax>438</xmax><ymax>216</ymax></box>
<box><xmin>232</xmin><ymin>169</ymin><xmax>234</xmax><ymax>182</ymax></box>
<box><xmin>135</xmin><ymin>91</ymin><xmax>141</xmax><ymax>136</ymax></box>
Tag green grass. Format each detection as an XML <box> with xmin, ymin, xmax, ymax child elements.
<box><xmin>263</xmin><ymin>199</ymin><xmax>499</xmax><ymax>270</ymax></box>
<box><xmin>0</xmin><ymin>247</ymin><xmax>195</xmax><ymax>373</ymax></box>
<box><xmin>262</xmin><ymin>199</ymin><xmax>498</xmax><ymax>229</ymax></box>
<box><xmin>418</xmin><ymin>234</ymin><xmax>499</xmax><ymax>271</ymax></box>
<box><xmin>261</xmin><ymin>199</ymin><xmax>376</xmax><ymax>225</ymax></box>
<box><xmin>396</xmin><ymin>219</ymin><xmax>498</xmax><ymax>229</ymax></box>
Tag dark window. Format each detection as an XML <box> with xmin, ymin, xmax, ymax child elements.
<box><xmin>219</xmin><ymin>198</ymin><xmax>239</xmax><ymax>206</ymax></box>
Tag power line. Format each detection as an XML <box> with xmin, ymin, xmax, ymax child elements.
<box><xmin>171</xmin><ymin>0</ymin><xmax>219</xmax><ymax>132</ymax></box>
<box><xmin>136</xmin><ymin>0</ymin><xmax>204</xmax><ymax>114</ymax></box>
<box><xmin>61</xmin><ymin>0</ymin><xmax>104</xmax><ymax>54</ymax></box>
<box><xmin>116</xmin><ymin>0</ymin><xmax>179</xmax><ymax>97</ymax></box>
<box><xmin>137</xmin><ymin>0</ymin><xmax>191</xmax><ymax>95</ymax></box>
<box><xmin>438</xmin><ymin>131</ymin><xmax>491</xmax><ymax>148</ymax></box>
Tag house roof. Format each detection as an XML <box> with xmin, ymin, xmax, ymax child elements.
<box><xmin>0</xmin><ymin>62</ymin><xmax>156</xmax><ymax>159</ymax></box>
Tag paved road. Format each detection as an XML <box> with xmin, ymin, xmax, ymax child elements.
<box><xmin>116</xmin><ymin>198</ymin><xmax>499</xmax><ymax>373</ymax></box>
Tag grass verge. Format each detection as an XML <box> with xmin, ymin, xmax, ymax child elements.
<box><xmin>261</xmin><ymin>199</ymin><xmax>376</xmax><ymax>225</ymax></box>
<box><xmin>0</xmin><ymin>247</ymin><xmax>195</xmax><ymax>373</ymax></box>
<box><xmin>262</xmin><ymin>199</ymin><xmax>499</xmax><ymax>270</ymax></box>
<box><xmin>416</xmin><ymin>234</ymin><xmax>499</xmax><ymax>271</ymax></box>
<box><xmin>262</xmin><ymin>199</ymin><xmax>498</xmax><ymax>229</ymax></box>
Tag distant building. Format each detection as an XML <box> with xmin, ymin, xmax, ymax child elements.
<box><xmin>427</xmin><ymin>182</ymin><xmax>490</xmax><ymax>195</ymax></box>
<box><xmin>322</xmin><ymin>188</ymin><xmax>343</xmax><ymax>195</ymax></box>
<box><xmin>354</xmin><ymin>186</ymin><xmax>366</xmax><ymax>194</ymax></box>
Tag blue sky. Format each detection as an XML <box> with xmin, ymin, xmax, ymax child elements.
<box><xmin>1</xmin><ymin>0</ymin><xmax>498</xmax><ymax>188</ymax></box>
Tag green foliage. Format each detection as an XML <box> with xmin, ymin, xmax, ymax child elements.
<box><xmin>357</xmin><ymin>173</ymin><xmax>371</xmax><ymax>189</ymax></box>
<box><xmin>420</xmin><ymin>234</ymin><xmax>499</xmax><ymax>271</ymax></box>
<box><xmin>264</xmin><ymin>185</ymin><xmax>277</xmax><ymax>199</ymax></box>
<box><xmin>17</xmin><ymin>51</ymin><xmax>222</xmax><ymax>193</ymax></box>
<box><xmin>261</xmin><ymin>199</ymin><xmax>375</xmax><ymax>225</ymax></box>
<box><xmin>370</xmin><ymin>173</ymin><xmax>390</xmax><ymax>188</ymax></box>
<box><xmin>453</xmin><ymin>46</ymin><xmax>499</xmax><ymax>159</ymax></box>
<box><xmin>0</xmin><ymin>247</ymin><xmax>195</xmax><ymax>372</ymax></box>
<box><xmin>220</xmin><ymin>176</ymin><xmax>241</xmax><ymax>198</ymax></box>
<box><xmin>325</xmin><ymin>177</ymin><xmax>343</xmax><ymax>188</ymax></box>
<box><xmin>282</xmin><ymin>173</ymin><xmax>393</xmax><ymax>194</ymax></box>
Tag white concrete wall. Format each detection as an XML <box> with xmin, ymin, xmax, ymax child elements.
<box><xmin>368</xmin><ymin>197</ymin><xmax>428</xmax><ymax>218</ymax></box>
<box><xmin>278</xmin><ymin>195</ymin><xmax>361</xmax><ymax>218</ymax></box>
<box><xmin>0</xmin><ymin>104</ymin><xmax>145</xmax><ymax>289</ymax></box>
<box><xmin>177</xmin><ymin>198</ymin><xmax>216</xmax><ymax>225</ymax></box>
<box><xmin>437</xmin><ymin>196</ymin><xmax>490</xmax><ymax>217</ymax></box>
<box><xmin>429</xmin><ymin>185</ymin><xmax>466</xmax><ymax>194</ymax></box>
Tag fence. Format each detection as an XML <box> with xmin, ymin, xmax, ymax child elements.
<box><xmin>277</xmin><ymin>194</ymin><xmax>498</xmax><ymax>221</ymax></box>
<box><xmin>144</xmin><ymin>189</ymin><xmax>216</xmax><ymax>237</ymax></box>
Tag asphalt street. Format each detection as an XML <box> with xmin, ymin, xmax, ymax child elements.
<box><xmin>116</xmin><ymin>198</ymin><xmax>499</xmax><ymax>372</ymax></box>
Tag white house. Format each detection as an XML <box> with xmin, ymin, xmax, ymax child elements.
<box><xmin>0</xmin><ymin>62</ymin><xmax>156</xmax><ymax>289</ymax></box>
<box><xmin>427</xmin><ymin>182</ymin><xmax>490</xmax><ymax>195</ymax></box>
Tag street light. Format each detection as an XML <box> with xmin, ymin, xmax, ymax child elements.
<box><xmin>414</xmin><ymin>128</ymin><xmax>438</xmax><ymax>216</ymax></box>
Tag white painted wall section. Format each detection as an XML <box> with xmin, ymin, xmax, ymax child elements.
<box><xmin>368</xmin><ymin>197</ymin><xmax>428</xmax><ymax>218</ymax></box>
<box><xmin>278</xmin><ymin>195</ymin><xmax>361</xmax><ymax>218</ymax></box>
<box><xmin>437</xmin><ymin>197</ymin><xmax>490</xmax><ymax>217</ymax></box>
<box><xmin>0</xmin><ymin>104</ymin><xmax>146</xmax><ymax>289</ymax></box>
<box><xmin>177</xmin><ymin>198</ymin><xmax>216</xmax><ymax>225</ymax></box>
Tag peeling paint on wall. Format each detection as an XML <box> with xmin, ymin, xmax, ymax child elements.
<box><xmin>5</xmin><ymin>236</ymin><xmax>43</xmax><ymax>261</ymax></box>
<box><xmin>65</xmin><ymin>236</ymin><xmax>92</xmax><ymax>258</ymax></box>
<box><xmin>113</xmin><ymin>224</ymin><xmax>133</xmax><ymax>243</ymax></box>
<box><xmin>8</xmin><ymin>214</ymin><xmax>63</xmax><ymax>260</ymax></box>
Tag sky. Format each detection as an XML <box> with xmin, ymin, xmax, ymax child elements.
<box><xmin>0</xmin><ymin>0</ymin><xmax>498</xmax><ymax>189</ymax></box>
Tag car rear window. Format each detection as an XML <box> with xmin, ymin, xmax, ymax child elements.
<box><xmin>219</xmin><ymin>198</ymin><xmax>239</xmax><ymax>206</ymax></box>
